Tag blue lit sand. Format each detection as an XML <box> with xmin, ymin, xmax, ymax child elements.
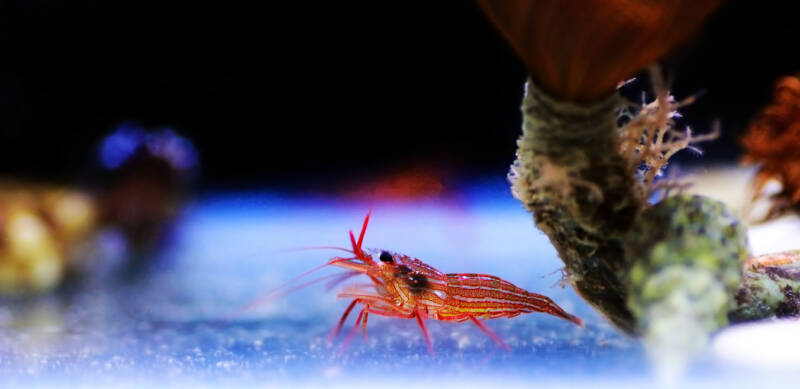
<box><xmin>0</xmin><ymin>181</ymin><xmax>795</xmax><ymax>388</ymax></box>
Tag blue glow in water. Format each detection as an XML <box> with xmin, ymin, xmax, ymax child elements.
<box><xmin>98</xmin><ymin>123</ymin><xmax>198</xmax><ymax>171</ymax></box>
<box><xmin>144</xmin><ymin>128</ymin><xmax>198</xmax><ymax>171</ymax></box>
<box><xmin>99</xmin><ymin>123</ymin><xmax>144</xmax><ymax>169</ymax></box>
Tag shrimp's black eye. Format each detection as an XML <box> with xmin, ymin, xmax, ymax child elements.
<box><xmin>379</xmin><ymin>251</ymin><xmax>393</xmax><ymax>263</ymax></box>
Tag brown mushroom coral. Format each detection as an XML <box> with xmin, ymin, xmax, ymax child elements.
<box><xmin>476</xmin><ymin>0</ymin><xmax>724</xmax><ymax>101</ymax></box>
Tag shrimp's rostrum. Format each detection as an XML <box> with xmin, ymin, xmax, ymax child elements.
<box><xmin>323</xmin><ymin>212</ymin><xmax>583</xmax><ymax>355</ymax></box>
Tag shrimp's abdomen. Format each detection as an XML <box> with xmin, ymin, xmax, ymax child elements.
<box><xmin>438</xmin><ymin>273</ymin><xmax>583</xmax><ymax>326</ymax></box>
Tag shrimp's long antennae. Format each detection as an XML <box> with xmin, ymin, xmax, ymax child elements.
<box><xmin>325</xmin><ymin>270</ymin><xmax>363</xmax><ymax>291</ymax></box>
<box><xmin>228</xmin><ymin>211</ymin><xmax>375</xmax><ymax>322</ymax></box>
<box><xmin>266</xmin><ymin>246</ymin><xmax>354</xmax><ymax>255</ymax></box>
<box><xmin>225</xmin><ymin>256</ymin><xmax>364</xmax><ymax>321</ymax></box>
<box><xmin>226</xmin><ymin>269</ymin><xmax>355</xmax><ymax>320</ymax></box>
<box><xmin>221</xmin><ymin>246</ymin><xmax>354</xmax><ymax>265</ymax></box>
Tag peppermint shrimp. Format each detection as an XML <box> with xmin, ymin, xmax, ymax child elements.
<box><xmin>281</xmin><ymin>212</ymin><xmax>583</xmax><ymax>355</ymax></box>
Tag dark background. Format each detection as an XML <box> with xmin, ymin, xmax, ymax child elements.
<box><xmin>1</xmin><ymin>0</ymin><xmax>798</xmax><ymax>188</ymax></box>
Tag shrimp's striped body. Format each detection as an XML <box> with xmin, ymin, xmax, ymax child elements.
<box><xmin>322</xmin><ymin>212</ymin><xmax>582</xmax><ymax>354</ymax></box>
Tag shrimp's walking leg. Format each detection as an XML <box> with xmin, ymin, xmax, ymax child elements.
<box><xmin>339</xmin><ymin>305</ymin><xmax>369</xmax><ymax>355</ymax></box>
<box><xmin>468</xmin><ymin>315</ymin><xmax>511</xmax><ymax>352</ymax></box>
<box><xmin>414</xmin><ymin>308</ymin><xmax>434</xmax><ymax>356</ymax></box>
<box><xmin>328</xmin><ymin>299</ymin><xmax>359</xmax><ymax>341</ymax></box>
<box><xmin>361</xmin><ymin>310</ymin><xmax>369</xmax><ymax>340</ymax></box>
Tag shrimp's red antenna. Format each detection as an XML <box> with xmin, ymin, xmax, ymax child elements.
<box><xmin>349</xmin><ymin>209</ymin><xmax>374</xmax><ymax>263</ymax></box>
<box><xmin>357</xmin><ymin>211</ymin><xmax>370</xmax><ymax>250</ymax></box>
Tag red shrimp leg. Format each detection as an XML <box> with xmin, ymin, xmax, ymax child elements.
<box><xmin>336</xmin><ymin>292</ymin><xmax>406</xmax><ymax>314</ymax></box>
<box><xmin>414</xmin><ymin>308</ymin><xmax>435</xmax><ymax>356</ymax></box>
<box><xmin>356</xmin><ymin>303</ymin><xmax>435</xmax><ymax>354</ymax></box>
<box><xmin>361</xmin><ymin>311</ymin><xmax>369</xmax><ymax>340</ymax></box>
<box><xmin>468</xmin><ymin>315</ymin><xmax>511</xmax><ymax>352</ymax></box>
<box><xmin>328</xmin><ymin>299</ymin><xmax>359</xmax><ymax>342</ymax></box>
<box><xmin>338</xmin><ymin>305</ymin><xmax>368</xmax><ymax>355</ymax></box>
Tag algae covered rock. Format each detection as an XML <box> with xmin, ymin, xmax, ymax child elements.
<box><xmin>732</xmin><ymin>250</ymin><xmax>800</xmax><ymax>321</ymax></box>
<box><xmin>625</xmin><ymin>194</ymin><xmax>749</xmax><ymax>374</ymax></box>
